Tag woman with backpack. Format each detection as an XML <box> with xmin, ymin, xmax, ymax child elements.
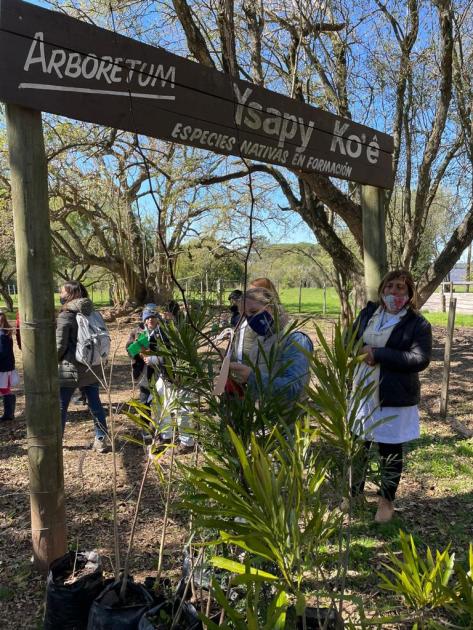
<box><xmin>0</xmin><ymin>310</ymin><xmax>17</xmax><ymax>422</ymax></box>
<box><xmin>56</xmin><ymin>281</ymin><xmax>109</xmax><ymax>453</ymax></box>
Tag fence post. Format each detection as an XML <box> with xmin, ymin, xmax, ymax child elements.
<box><xmin>440</xmin><ymin>297</ymin><xmax>457</xmax><ymax>417</ymax></box>
<box><xmin>323</xmin><ymin>283</ymin><xmax>327</xmax><ymax>315</ymax></box>
<box><xmin>298</xmin><ymin>279</ymin><xmax>302</xmax><ymax>313</ymax></box>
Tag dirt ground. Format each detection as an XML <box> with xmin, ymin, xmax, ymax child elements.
<box><xmin>0</xmin><ymin>320</ymin><xmax>472</xmax><ymax>628</ymax></box>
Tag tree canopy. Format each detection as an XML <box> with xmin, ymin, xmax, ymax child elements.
<box><xmin>4</xmin><ymin>0</ymin><xmax>473</xmax><ymax>309</ymax></box>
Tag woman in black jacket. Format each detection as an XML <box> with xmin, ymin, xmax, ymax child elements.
<box><xmin>351</xmin><ymin>270</ymin><xmax>432</xmax><ymax>523</ymax></box>
<box><xmin>0</xmin><ymin>310</ymin><xmax>16</xmax><ymax>421</ymax></box>
<box><xmin>57</xmin><ymin>281</ymin><xmax>108</xmax><ymax>452</ymax></box>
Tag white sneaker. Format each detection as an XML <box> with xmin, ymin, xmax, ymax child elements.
<box><xmin>93</xmin><ymin>436</ymin><xmax>109</xmax><ymax>453</ymax></box>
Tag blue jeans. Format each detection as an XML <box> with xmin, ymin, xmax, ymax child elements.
<box><xmin>60</xmin><ymin>384</ymin><xmax>107</xmax><ymax>439</ymax></box>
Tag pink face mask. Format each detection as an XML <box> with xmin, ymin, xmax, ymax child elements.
<box><xmin>383</xmin><ymin>294</ymin><xmax>409</xmax><ymax>311</ymax></box>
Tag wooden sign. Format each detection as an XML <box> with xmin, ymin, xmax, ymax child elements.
<box><xmin>0</xmin><ymin>0</ymin><xmax>394</xmax><ymax>188</ymax></box>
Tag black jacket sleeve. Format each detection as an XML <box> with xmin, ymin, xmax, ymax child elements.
<box><xmin>373</xmin><ymin>316</ymin><xmax>432</xmax><ymax>373</ymax></box>
<box><xmin>56</xmin><ymin>311</ymin><xmax>76</xmax><ymax>361</ymax></box>
<box><xmin>352</xmin><ymin>302</ymin><xmax>377</xmax><ymax>342</ymax></box>
<box><xmin>0</xmin><ymin>332</ymin><xmax>15</xmax><ymax>370</ymax></box>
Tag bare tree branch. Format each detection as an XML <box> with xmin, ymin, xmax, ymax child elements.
<box><xmin>172</xmin><ymin>0</ymin><xmax>216</xmax><ymax>68</ymax></box>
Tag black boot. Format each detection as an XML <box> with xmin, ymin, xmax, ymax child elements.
<box><xmin>1</xmin><ymin>394</ymin><xmax>16</xmax><ymax>421</ymax></box>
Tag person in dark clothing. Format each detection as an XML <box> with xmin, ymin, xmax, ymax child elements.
<box><xmin>165</xmin><ymin>300</ymin><xmax>182</xmax><ymax>323</ymax></box>
<box><xmin>15</xmin><ymin>310</ymin><xmax>21</xmax><ymax>350</ymax></box>
<box><xmin>126</xmin><ymin>304</ymin><xmax>169</xmax><ymax>408</ymax></box>
<box><xmin>0</xmin><ymin>310</ymin><xmax>17</xmax><ymax>421</ymax></box>
<box><xmin>228</xmin><ymin>290</ymin><xmax>243</xmax><ymax>328</ymax></box>
<box><xmin>350</xmin><ymin>269</ymin><xmax>432</xmax><ymax>523</ymax></box>
<box><xmin>126</xmin><ymin>303</ymin><xmax>195</xmax><ymax>451</ymax></box>
<box><xmin>56</xmin><ymin>281</ymin><xmax>108</xmax><ymax>452</ymax></box>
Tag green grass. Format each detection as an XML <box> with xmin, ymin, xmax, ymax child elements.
<box><xmin>421</xmin><ymin>311</ymin><xmax>473</xmax><ymax>326</ymax></box>
<box><xmin>279</xmin><ymin>287</ymin><xmax>342</xmax><ymax>315</ymax></box>
<box><xmin>0</xmin><ymin>586</ymin><xmax>14</xmax><ymax>602</ymax></box>
<box><xmin>281</xmin><ymin>289</ymin><xmax>473</xmax><ymax>327</ymax></box>
<box><xmin>279</xmin><ymin>288</ymin><xmax>473</xmax><ymax>327</ymax></box>
<box><xmin>407</xmin><ymin>434</ymin><xmax>473</xmax><ymax>483</ymax></box>
<box><xmin>4</xmin><ymin>285</ymin><xmax>473</xmax><ymax>327</ymax></box>
<box><xmin>338</xmin><ymin>430</ymin><xmax>473</xmax><ymax>598</ymax></box>
<box><xmin>0</xmin><ymin>289</ymin><xmax>112</xmax><ymax>319</ymax></box>
<box><xmin>456</xmin><ymin>442</ymin><xmax>473</xmax><ymax>457</ymax></box>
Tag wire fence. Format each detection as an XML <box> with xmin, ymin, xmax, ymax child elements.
<box><xmin>1</xmin><ymin>279</ymin><xmax>342</xmax><ymax>316</ymax></box>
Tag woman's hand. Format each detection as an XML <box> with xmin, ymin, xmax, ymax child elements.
<box><xmin>229</xmin><ymin>362</ymin><xmax>252</xmax><ymax>383</ymax></box>
<box><xmin>360</xmin><ymin>345</ymin><xmax>376</xmax><ymax>366</ymax></box>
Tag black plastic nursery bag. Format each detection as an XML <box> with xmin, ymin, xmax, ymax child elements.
<box><xmin>87</xmin><ymin>578</ymin><xmax>154</xmax><ymax>629</ymax></box>
<box><xmin>44</xmin><ymin>550</ymin><xmax>104</xmax><ymax>630</ymax></box>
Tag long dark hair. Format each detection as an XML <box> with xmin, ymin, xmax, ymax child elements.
<box><xmin>166</xmin><ymin>300</ymin><xmax>180</xmax><ymax>320</ymax></box>
<box><xmin>61</xmin><ymin>280</ymin><xmax>89</xmax><ymax>306</ymax></box>
<box><xmin>0</xmin><ymin>311</ymin><xmax>12</xmax><ymax>336</ymax></box>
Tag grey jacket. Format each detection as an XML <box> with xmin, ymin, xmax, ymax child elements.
<box><xmin>56</xmin><ymin>298</ymin><xmax>100</xmax><ymax>388</ymax></box>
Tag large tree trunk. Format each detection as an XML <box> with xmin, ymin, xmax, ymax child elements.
<box><xmin>120</xmin><ymin>262</ymin><xmax>149</xmax><ymax>306</ymax></box>
<box><xmin>334</xmin><ymin>265</ymin><xmax>353</xmax><ymax>325</ymax></box>
<box><xmin>297</xmin><ymin>181</ymin><xmax>364</xmax><ymax>318</ymax></box>
<box><xmin>150</xmin><ymin>262</ymin><xmax>174</xmax><ymax>305</ymax></box>
<box><xmin>417</xmin><ymin>206</ymin><xmax>473</xmax><ymax>306</ymax></box>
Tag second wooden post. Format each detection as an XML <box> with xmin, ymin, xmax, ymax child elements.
<box><xmin>361</xmin><ymin>185</ymin><xmax>387</xmax><ymax>301</ymax></box>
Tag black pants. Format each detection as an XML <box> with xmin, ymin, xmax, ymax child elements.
<box><xmin>352</xmin><ymin>441</ymin><xmax>404</xmax><ymax>502</ymax></box>
<box><xmin>139</xmin><ymin>385</ymin><xmax>151</xmax><ymax>405</ymax></box>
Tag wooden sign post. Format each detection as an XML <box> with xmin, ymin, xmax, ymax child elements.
<box><xmin>362</xmin><ymin>185</ymin><xmax>387</xmax><ymax>301</ymax></box>
<box><xmin>6</xmin><ymin>104</ymin><xmax>66</xmax><ymax>572</ymax></box>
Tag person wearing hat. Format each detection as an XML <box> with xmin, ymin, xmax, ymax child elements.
<box><xmin>126</xmin><ymin>303</ymin><xmax>195</xmax><ymax>453</ymax></box>
<box><xmin>126</xmin><ymin>304</ymin><xmax>167</xmax><ymax>409</ymax></box>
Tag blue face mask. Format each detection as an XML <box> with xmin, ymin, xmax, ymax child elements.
<box><xmin>247</xmin><ymin>310</ymin><xmax>274</xmax><ymax>336</ymax></box>
<box><xmin>59</xmin><ymin>296</ymin><xmax>67</xmax><ymax>305</ymax></box>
